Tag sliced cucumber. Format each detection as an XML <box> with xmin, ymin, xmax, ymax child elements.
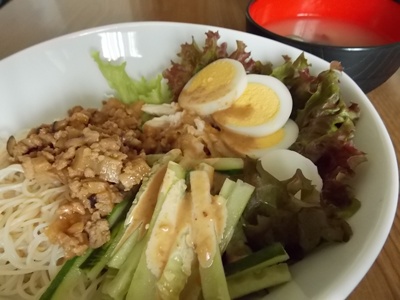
<box><xmin>39</xmin><ymin>250</ymin><xmax>92</xmax><ymax>300</ymax></box>
<box><xmin>224</xmin><ymin>243</ymin><xmax>289</xmax><ymax>276</ymax></box>
<box><xmin>220</xmin><ymin>180</ymin><xmax>255</xmax><ymax>252</ymax></box>
<box><xmin>227</xmin><ymin>263</ymin><xmax>291</xmax><ymax>299</ymax></box>
<box><xmin>103</xmin><ymin>161</ymin><xmax>187</xmax><ymax>300</ymax></box>
<box><xmin>219</xmin><ymin>178</ymin><xmax>236</xmax><ymax>199</ymax></box>
<box><xmin>126</xmin><ymin>162</ymin><xmax>187</xmax><ymax>299</ymax></box>
<box><xmin>81</xmin><ymin>222</ymin><xmax>125</xmax><ymax>280</ymax></box>
<box><xmin>106</xmin><ymin>228</ymin><xmax>140</xmax><ymax>269</ymax></box>
<box><xmin>202</xmin><ymin>158</ymin><xmax>244</xmax><ymax>171</ymax></box>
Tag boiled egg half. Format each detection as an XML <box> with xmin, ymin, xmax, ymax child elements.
<box><xmin>212</xmin><ymin>74</ymin><xmax>293</xmax><ymax>137</ymax></box>
<box><xmin>220</xmin><ymin>119</ymin><xmax>299</xmax><ymax>158</ymax></box>
<box><xmin>178</xmin><ymin>58</ymin><xmax>247</xmax><ymax>116</ymax></box>
<box><xmin>177</xmin><ymin>58</ymin><xmax>298</xmax><ymax>158</ymax></box>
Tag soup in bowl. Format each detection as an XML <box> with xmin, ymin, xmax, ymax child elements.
<box><xmin>246</xmin><ymin>0</ymin><xmax>400</xmax><ymax>92</ymax></box>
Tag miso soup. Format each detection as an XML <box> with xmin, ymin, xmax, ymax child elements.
<box><xmin>264</xmin><ymin>18</ymin><xmax>391</xmax><ymax>46</ymax></box>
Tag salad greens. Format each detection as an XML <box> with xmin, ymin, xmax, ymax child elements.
<box><xmin>91</xmin><ymin>51</ymin><xmax>171</xmax><ymax>104</ymax></box>
<box><xmin>239</xmin><ymin>159</ymin><xmax>353</xmax><ymax>260</ymax></box>
<box><xmin>158</xmin><ymin>31</ymin><xmax>366</xmax><ymax>260</ymax></box>
<box><xmin>289</xmin><ymin>66</ymin><xmax>366</xmax><ymax>214</ymax></box>
<box><xmin>41</xmin><ymin>30</ymin><xmax>368</xmax><ymax>299</ymax></box>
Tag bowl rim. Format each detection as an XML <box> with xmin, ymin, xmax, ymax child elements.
<box><xmin>245</xmin><ymin>0</ymin><xmax>400</xmax><ymax>50</ymax></box>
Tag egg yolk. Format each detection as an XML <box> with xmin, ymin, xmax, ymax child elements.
<box><xmin>182</xmin><ymin>60</ymin><xmax>236</xmax><ymax>104</ymax></box>
<box><xmin>213</xmin><ymin>82</ymin><xmax>280</xmax><ymax>127</ymax></box>
<box><xmin>221</xmin><ymin>128</ymin><xmax>285</xmax><ymax>154</ymax></box>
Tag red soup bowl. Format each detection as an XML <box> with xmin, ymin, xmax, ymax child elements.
<box><xmin>246</xmin><ymin>0</ymin><xmax>400</xmax><ymax>93</ymax></box>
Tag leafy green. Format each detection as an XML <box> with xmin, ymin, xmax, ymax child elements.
<box><xmin>271</xmin><ymin>53</ymin><xmax>310</xmax><ymax>84</ymax></box>
<box><xmin>241</xmin><ymin>160</ymin><xmax>353</xmax><ymax>261</ymax></box>
<box><xmin>237</xmin><ymin>60</ymin><xmax>365</xmax><ymax>260</ymax></box>
<box><xmin>92</xmin><ymin>51</ymin><xmax>171</xmax><ymax>104</ymax></box>
<box><xmin>271</xmin><ymin>53</ymin><xmax>318</xmax><ymax>116</ymax></box>
<box><xmin>289</xmin><ymin>68</ymin><xmax>367</xmax><ymax>210</ymax></box>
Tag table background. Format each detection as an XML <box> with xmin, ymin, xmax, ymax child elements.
<box><xmin>0</xmin><ymin>0</ymin><xmax>399</xmax><ymax>299</ymax></box>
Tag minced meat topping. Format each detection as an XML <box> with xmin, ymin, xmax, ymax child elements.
<box><xmin>6</xmin><ymin>98</ymin><xmax>237</xmax><ymax>257</ymax></box>
<box><xmin>7</xmin><ymin>99</ymin><xmax>152</xmax><ymax>257</ymax></box>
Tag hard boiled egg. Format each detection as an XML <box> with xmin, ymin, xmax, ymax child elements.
<box><xmin>212</xmin><ymin>74</ymin><xmax>293</xmax><ymax>137</ymax></box>
<box><xmin>259</xmin><ymin>149</ymin><xmax>323</xmax><ymax>191</ymax></box>
<box><xmin>220</xmin><ymin>119</ymin><xmax>299</xmax><ymax>159</ymax></box>
<box><xmin>178</xmin><ymin>58</ymin><xmax>247</xmax><ymax>116</ymax></box>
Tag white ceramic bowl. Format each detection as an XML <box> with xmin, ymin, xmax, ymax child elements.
<box><xmin>0</xmin><ymin>22</ymin><xmax>398</xmax><ymax>300</ymax></box>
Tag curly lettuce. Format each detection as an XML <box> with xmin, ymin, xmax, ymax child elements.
<box><xmin>240</xmin><ymin>159</ymin><xmax>352</xmax><ymax>261</ymax></box>
<box><xmin>232</xmin><ymin>56</ymin><xmax>365</xmax><ymax>260</ymax></box>
<box><xmin>289</xmin><ymin>68</ymin><xmax>366</xmax><ymax>211</ymax></box>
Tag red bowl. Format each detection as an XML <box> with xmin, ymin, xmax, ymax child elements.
<box><xmin>246</xmin><ymin>0</ymin><xmax>400</xmax><ymax>92</ymax></box>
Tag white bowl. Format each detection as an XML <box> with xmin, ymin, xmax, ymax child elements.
<box><xmin>0</xmin><ymin>22</ymin><xmax>398</xmax><ymax>300</ymax></box>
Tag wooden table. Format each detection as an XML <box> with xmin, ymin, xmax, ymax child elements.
<box><xmin>0</xmin><ymin>0</ymin><xmax>399</xmax><ymax>299</ymax></box>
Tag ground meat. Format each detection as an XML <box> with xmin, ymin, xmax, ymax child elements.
<box><xmin>85</xmin><ymin>219</ymin><xmax>110</xmax><ymax>249</ymax></box>
<box><xmin>141</xmin><ymin>110</ymin><xmax>236</xmax><ymax>158</ymax></box>
<box><xmin>7</xmin><ymin>99</ymin><xmax>150</xmax><ymax>257</ymax></box>
<box><xmin>6</xmin><ymin>98</ymin><xmax>237</xmax><ymax>257</ymax></box>
<box><xmin>56</xmin><ymin>232</ymin><xmax>89</xmax><ymax>258</ymax></box>
<box><xmin>119</xmin><ymin>158</ymin><xmax>152</xmax><ymax>191</ymax></box>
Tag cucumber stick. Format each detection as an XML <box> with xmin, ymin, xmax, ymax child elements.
<box><xmin>107</xmin><ymin>197</ymin><xmax>133</xmax><ymax>227</ymax></box>
<box><xmin>103</xmin><ymin>161</ymin><xmax>186</xmax><ymax>300</ymax></box>
<box><xmin>156</xmin><ymin>219</ymin><xmax>193</xmax><ymax>300</ymax></box>
<box><xmin>114</xmin><ymin>149</ymin><xmax>182</xmax><ymax>254</ymax></box>
<box><xmin>40</xmin><ymin>250</ymin><xmax>92</xmax><ymax>300</ymax></box>
<box><xmin>202</xmin><ymin>157</ymin><xmax>244</xmax><ymax>171</ymax></box>
<box><xmin>224</xmin><ymin>243</ymin><xmax>289</xmax><ymax>276</ymax></box>
<box><xmin>227</xmin><ymin>263</ymin><xmax>291</xmax><ymax>299</ymax></box>
<box><xmin>126</xmin><ymin>162</ymin><xmax>187</xmax><ymax>299</ymax></box>
<box><xmin>179</xmin><ymin>260</ymin><xmax>202</xmax><ymax>300</ymax></box>
<box><xmin>106</xmin><ymin>228</ymin><xmax>140</xmax><ymax>269</ymax></box>
<box><xmin>220</xmin><ymin>180</ymin><xmax>255</xmax><ymax>252</ymax></box>
<box><xmin>219</xmin><ymin>178</ymin><xmax>236</xmax><ymax>199</ymax></box>
<box><xmin>200</xmin><ymin>245</ymin><xmax>230</xmax><ymax>300</ymax></box>
<box><xmin>190</xmin><ymin>170</ymin><xmax>230</xmax><ymax>300</ymax></box>
<box><xmin>100</xmin><ymin>161</ymin><xmax>171</xmax><ymax>299</ymax></box>
<box><xmin>81</xmin><ymin>222</ymin><xmax>124</xmax><ymax>280</ymax></box>
<box><xmin>100</xmin><ymin>237</ymin><xmax>145</xmax><ymax>300</ymax></box>
<box><xmin>224</xmin><ymin>244</ymin><xmax>291</xmax><ymax>298</ymax></box>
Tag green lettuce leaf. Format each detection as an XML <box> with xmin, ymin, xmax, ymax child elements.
<box><xmin>92</xmin><ymin>51</ymin><xmax>171</xmax><ymax>104</ymax></box>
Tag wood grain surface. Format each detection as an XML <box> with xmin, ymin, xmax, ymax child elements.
<box><xmin>0</xmin><ymin>0</ymin><xmax>399</xmax><ymax>299</ymax></box>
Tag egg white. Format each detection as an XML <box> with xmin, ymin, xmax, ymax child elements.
<box><xmin>246</xmin><ymin>119</ymin><xmax>299</xmax><ymax>158</ymax></box>
<box><xmin>220</xmin><ymin>119</ymin><xmax>299</xmax><ymax>159</ymax></box>
<box><xmin>178</xmin><ymin>58</ymin><xmax>247</xmax><ymax>116</ymax></box>
<box><xmin>212</xmin><ymin>74</ymin><xmax>293</xmax><ymax>137</ymax></box>
<box><xmin>259</xmin><ymin>149</ymin><xmax>323</xmax><ymax>191</ymax></box>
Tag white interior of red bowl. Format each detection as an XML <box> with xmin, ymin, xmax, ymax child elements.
<box><xmin>0</xmin><ymin>22</ymin><xmax>397</xmax><ymax>300</ymax></box>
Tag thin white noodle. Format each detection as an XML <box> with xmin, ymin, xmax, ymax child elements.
<box><xmin>0</xmin><ymin>152</ymin><xmax>105</xmax><ymax>299</ymax></box>
<box><xmin>0</xmin><ymin>163</ymin><xmax>66</xmax><ymax>299</ymax></box>
<box><xmin>0</xmin><ymin>183</ymin><xmax>25</xmax><ymax>192</ymax></box>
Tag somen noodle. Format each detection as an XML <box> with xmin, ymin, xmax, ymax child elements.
<box><xmin>0</xmin><ymin>145</ymin><xmax>106</xmax><ymax>300</ymax></box>
<box><xmin>0</xmin><ymin>161</ymin><xmax>65</xmax><ymax>299</ymax></box>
